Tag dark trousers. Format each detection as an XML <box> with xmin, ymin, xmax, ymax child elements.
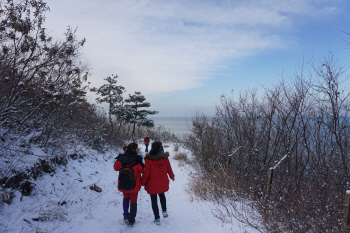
<box><xmin>150</xmin><ymin>193</ymin><xmax>166</xmax><ymax>220</ymax></box>
<box><xmin>123</xmin><ymin>198</ymin><xmax>137</xmax><ymax>223</ymax></box>
<box><xmin>145</xmin><ymin>144</ymin><xmax>149</xmax><ymax>152</ymax></box>
<box><xmin>123</xmin><ymin>192</ymin><xmax>138</xmax><ymax>222</ymax></box>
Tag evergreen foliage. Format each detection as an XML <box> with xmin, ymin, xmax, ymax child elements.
<box><xmin>90</xmin><ymin>74</ymin><xmax>125</xmax><ymax>137</ymax></box>
<box><xmin>124</xmin><ymin>92</ymin><xmax>158</xmax><ymax>141</ymax></box>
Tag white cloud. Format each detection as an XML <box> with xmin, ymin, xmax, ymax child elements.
<box><xmin>43</xmin><ymin>0</ymin><xmax>340</xmax><ymax>95</ymax></box>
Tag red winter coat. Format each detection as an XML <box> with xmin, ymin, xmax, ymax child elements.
<box><xmin>141</xmin><ymin>152</ymin><xmax>175</xmax><ymax>194</ymax></box>
<box><xmin>144</xmin><ymin>137</ymin><xmax>150</xmax><ymax>145</ymax></box>
<box><xmin>114</xmin><ymin>153</ymin><xmax>144</xmax><ymax>193</ymax></box>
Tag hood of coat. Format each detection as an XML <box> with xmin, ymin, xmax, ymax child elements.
<box><xmin>117</xmin><ymin>153</ymin><xmax>141</xmax><ymax>166</ymax></box>
<box><xmin>144</xmin><ymin>152</ymin><xmax>169</xmax><ymax>163</ymax></box>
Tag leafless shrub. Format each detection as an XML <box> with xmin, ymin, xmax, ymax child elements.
<box><xmin>212</xmin><ymin>198</ymin><xmax>264</xmax><ymax>233</ymax></box>
<box><xmin>186</xmin><ymin>54</ymin><xmax>350</xmax><ymax>232</ymax></box>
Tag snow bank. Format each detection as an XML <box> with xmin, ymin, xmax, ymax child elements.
<box><xmin>1</xmin><ymin>142</ymin><xmax>260</xmax><ymax>233</ymax></box>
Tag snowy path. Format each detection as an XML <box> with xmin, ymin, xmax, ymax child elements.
<box><xmin>63</xmin><ymin>143</ymin><xmax>257</xmax><ymax>233</ymax></box>
<box><xmin>1</xmin><ymin>143</ymin><xmax>259</xmax><ymax>233</ymax></box>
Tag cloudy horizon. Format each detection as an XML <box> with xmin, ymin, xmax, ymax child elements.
<box><xmin>43</xmin><ymin>0</ymin><xmax>350</xmax><ymax>116</ymax></box>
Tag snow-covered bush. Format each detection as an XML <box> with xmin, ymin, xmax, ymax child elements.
<box><xmin>0</xmin><ymin>0</ymin><xmax>90</xmax><ymax>145</ymax></box>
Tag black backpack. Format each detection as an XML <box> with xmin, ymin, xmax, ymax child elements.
<box><xmin>118</xmin><ymin>163</ymin><xmax>137</xmax><ymax>190</ymax></box>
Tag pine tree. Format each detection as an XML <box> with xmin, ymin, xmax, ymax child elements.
<box><xmin>123</xmin><ymin>92</ymin><xmax>158</xmax><ymax>142</ymax></box>
<box><xmin>90</xmin><ymin>74</ymin><xmax>125</xmax><ymax>136</ymax></box>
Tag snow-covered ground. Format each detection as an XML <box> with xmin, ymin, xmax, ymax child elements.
<box><xmin>1</xmin><ymin>142</ymin><xmax>260</xmax><ymax>233</ymax></box>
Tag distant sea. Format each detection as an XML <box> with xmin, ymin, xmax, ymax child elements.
<box><xmin>148</xmin><ymin>117</ymin><xmax>193</xmax><ymax>139</ymax></box>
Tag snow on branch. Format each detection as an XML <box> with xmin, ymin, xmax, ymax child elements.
<box><xmin>271</xmin><ymin>152</ymin><xmax>290</xmax><ymax>170</ymax></box>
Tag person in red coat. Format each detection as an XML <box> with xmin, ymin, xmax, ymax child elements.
<box><xmin>114</xmin><ymin>143</ymin><xmax>144</xmax><ymax>226</ymax></box>
<box><xmin>141</xmin><ymin>141</ymin><xmax>175</xmax><ymax>224</ymax></box>
<box><xmin>143</xmin><ymin>136</ymin><xmax>150</xmax><ymax>152</ymax></box>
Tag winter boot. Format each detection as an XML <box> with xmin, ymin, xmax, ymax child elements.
<box><xmin>128</xmin><ymin>203</ymin><xmax>137</xmax><ymax>225</ymax></box>
<box><xmin>123</xmin><ymin>199</ymin><xmax>130</xmax><ymax>220</ymax></box>
<box><xmin>162</xmin><ymin>210</ymin><xmax>168</xmax><ymax>218</ymax></box>
<box><xmin>154</xmin><ymin>218</ymin><xmax>160</xmax><ymax>225</ymax></box>
<box><xmin>129</xmin><ymin>221</ymin><xmax>135</xmax><ymax>227</ymax></box>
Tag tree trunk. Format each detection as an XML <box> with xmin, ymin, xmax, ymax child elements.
<box><xmin>116</xmin><ymin>120</ymin><xmax>123</xmax><ymax>137</ymax></box>
<box><xmin>132</xmin><ymin>122</ymin><xmax>136</xmax><ymax>142</ymax></box>
<box><xmin>109</xmin><ymin>112</ymin><xmax>114</xmax><ymax>136</ymax></box>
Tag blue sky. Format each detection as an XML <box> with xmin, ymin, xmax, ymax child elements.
<box><xmin>43</xmin><ymin>0</ymin><xmax>350</xmax><ymax>117</ymax></box>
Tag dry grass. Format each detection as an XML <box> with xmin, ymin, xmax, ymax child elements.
<box><xmin>187</xmin><ymin>167</ymin><xmax>236</xmax><ymax>200</ymax></box>
<box><xmin>186</xmin><ymin>168</ymin><xmax>264</xmax><ymax>232</ymax></box>
<box><xmin>187</xmin><ymin>175</ymin><xmax>210</xmax><ymax>200</ymax></box>
<box><xmin>173</xmin><ymin>143</ymin><xmax>179</xmax><ymax>152</ymax></box>
<box><xmin>173</xmin><ymin>152</ymin><xmax>188</xmax><ymax>162</ymax></box>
